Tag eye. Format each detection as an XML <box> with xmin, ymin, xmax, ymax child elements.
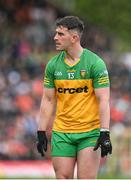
<box><xmin>58</xmin><ymin>32</ymin><xmax>64</xmax><ymax>36</ymax></box>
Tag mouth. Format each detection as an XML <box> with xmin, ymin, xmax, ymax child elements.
<box><xmin>55</xmin><ymin>41</ymin><xmax>61</xmax><ymax>46</ymax></box>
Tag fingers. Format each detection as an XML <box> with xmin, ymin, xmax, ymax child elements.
<box><xmin>43</xmin><ymin>142</ymin><xmax>48</xmax><ymax>152</ymax></box>
<box><xmin>40</xmin><ymin>150</ymin><xmax>44</xmax><ymax>157</ymax></box>
<box><xmin>109</xmin><ymin>145</ymin><xmax>112</xmax><ymax>154</ymax></box>
<box><xmin>37</xmin><ymin>143</ymin><xmax>45</xmax><ymax>157</ymax></box>
<box><xmin>101</xmin><ymin>148</ymin><xmax>108</xmax><ymax>157</ymax></box>
<box><xmin>101</xmin><ymin>145</ymin><xmax>112</xmax><ymax>157</ymax></box>
<box><xmin>93</xmin><ymin>141</ymin><xmax>100</xmax><ymax>151</ymax></box>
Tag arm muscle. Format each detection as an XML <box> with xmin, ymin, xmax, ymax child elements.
<box><xmin>38</xmin><ymin>88</ymin><xmax>56</xmax><ymax>131</ymax></box>
<box><xmin>95</xmin><ymin>87</ymin><xmax>110</xmax><ymax>129</ymax></box>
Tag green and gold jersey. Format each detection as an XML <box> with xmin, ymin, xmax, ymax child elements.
<box><xmin>44</xmin><ymin>49</ymin><xmax>110</xmax><ymax>133</ymax></box>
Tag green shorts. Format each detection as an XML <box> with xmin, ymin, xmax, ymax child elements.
<box><xmin>51</xmin><ymin>129</ymin><xmax>100</xmax><ymax>157</ymax></box>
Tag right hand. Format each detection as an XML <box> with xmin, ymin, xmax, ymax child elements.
<box><xmin>37</xmin><ymin>131</ymin><xmax>48</xmax><ymax>156</ymax></box>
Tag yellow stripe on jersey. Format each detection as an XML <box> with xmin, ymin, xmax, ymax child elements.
<box><xmin>53</xmin><ymin>79</ymin><xmax>100</xmax><ymax>133</ymax></box>
<box><xmin>98</xmin><ymin>77</ymin><xmax>109</xmax><ymax>85</ymax></box>
<box><xmin>44</xmin><ymin>77</ymin><xmax>50</xmax><ymax>84</ymax></box>
<box><xmin>64</xmin><ymin>58</ymin><xmax>80</xmax><ymax>67</ymax></box>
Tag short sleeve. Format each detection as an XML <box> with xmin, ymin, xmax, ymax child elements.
<box><xmin>91</xmin><ymin>57</ymin><xmax>110</xmax><ymax>88</ymax></box>
<box><xmin>43</xmin><ymin>62</ymin><xmax>55</xmax><ymax>88</ymax></box>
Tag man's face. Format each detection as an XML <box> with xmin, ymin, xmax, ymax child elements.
<box><xmin>54</xmin><ymin>26</ymin><xmax>73</xmax><ymax>51</ymax></box>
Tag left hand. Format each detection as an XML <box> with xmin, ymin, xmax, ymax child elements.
<box><xmin>37</xmin><ymin>131</ymin><xmax>48</xmax><ymax>157</ymax></box>
<box><xmin>93</xmin><ymin>131</ymin><xmax>112</xmax><ymax>157</ymax></box>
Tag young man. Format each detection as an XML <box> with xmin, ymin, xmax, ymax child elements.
<box><xmin>37</xmin><ymin>16</ymin><xmax>112</xmax><ymax>179</ymax></box>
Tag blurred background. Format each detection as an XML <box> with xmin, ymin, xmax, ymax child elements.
<box><xmin>0</xmin><ymin>0</ymin><xmax>131</xmax><ymax>178</ymax></box>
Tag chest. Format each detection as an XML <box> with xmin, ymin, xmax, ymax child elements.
<box><xmin>54</xmin><ymin>61</ymin><xmax>91</xmax><ymax>80</ymax></box>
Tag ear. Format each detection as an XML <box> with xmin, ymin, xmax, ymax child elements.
<box><xmin>71</xmin><ymin>33</ymin><xmax>79</xmax><ymax>43</ymax></box>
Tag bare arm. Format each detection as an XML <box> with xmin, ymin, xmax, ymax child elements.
<box><xmin>95</xmin><ymin>87</ymin><xmax>110</xmax><ymax>130</ymax></box>
<box><xmin>94</xmin><ymin>87</ymin><xmax>112</xmax><ymax>157</ymax></box>
<box><xmin>38</xmin><ymin>88</ymin><xmax>56</xmax><ymax>131</ymax></box>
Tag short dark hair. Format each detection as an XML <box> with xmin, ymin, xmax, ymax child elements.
<box><xmin>55</xmin><ymin>16</ymin><xmax>84</xmax><ymax>36</ymax></box>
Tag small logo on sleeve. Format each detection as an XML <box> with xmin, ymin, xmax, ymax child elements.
<box><xmin>54</xmin><ymin>71</ymin><xmax>62</xmax><ymax>76</ymax></box>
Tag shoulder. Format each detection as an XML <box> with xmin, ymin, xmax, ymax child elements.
<box><xmin>46</xmin><ymin>51</ymin><xmax>65</xmax><ymax>70</ymax></box>
<box><xmin>84</xmin><ymin>48</ymin><xmax>104</xmax><ymax>65</ymax></box>
<box><xmin>46</xmin><ymin>51</ymin><xmax>64</xmax><ymax>67</ymax></box>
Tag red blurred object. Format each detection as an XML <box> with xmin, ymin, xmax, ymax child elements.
<box><xmin>15</xmin><ymin>95</ymin><xmax>34</xmax><ymax>113</ymax></box>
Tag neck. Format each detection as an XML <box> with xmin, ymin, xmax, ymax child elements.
<box><xmin>65</xmin><ymin>45</ymin><xmax>83</xmax><ymax>61</ymax></box>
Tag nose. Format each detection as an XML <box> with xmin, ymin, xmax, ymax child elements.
<box><xmin>54</xmin><ymin>34</ymin><xmax>58</xmax><ymax>41</ymax></box>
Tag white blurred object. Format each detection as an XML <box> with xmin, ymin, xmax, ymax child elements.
<box><xmin>15</xmin><ymin>82</ymin><xmax>31</xmax><ymax>95</ymax></box>
<box><xmin>122</xmin><ymin>53</ymin><xmax>131</xmax><ymax>69</ymax></box>
<box><xmin>111</xmin><ymin>123</ymin><xmax>125</xmax><ymax>137</ymax></box>
<box><xmin>8</xmin><ymin>71</ymin><xmax>21</xmax><ymax>85</ymax></box>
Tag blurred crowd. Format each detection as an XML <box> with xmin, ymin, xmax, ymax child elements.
<box><xmin>0</xmin><ymin>0</ymin><xmax>131</xmax><ymax>160</ymax></box>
